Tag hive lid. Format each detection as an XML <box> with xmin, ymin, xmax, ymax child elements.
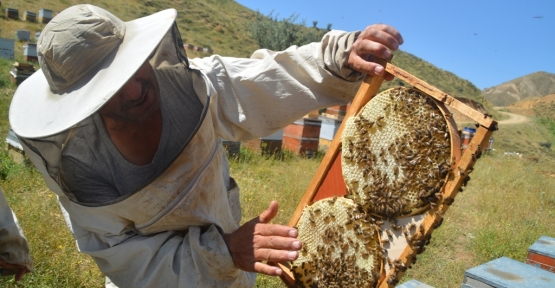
<box><xmin>463</xmin><ymin>257</ymin><xmax>555</xmax><ymax>288</ymax></box>
<box><xmin>529</xmin><ymin>236</ymin><xmax>555</xmax><ymax>258</ymax></box>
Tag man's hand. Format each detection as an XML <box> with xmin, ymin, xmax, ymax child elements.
<box><xmin>222</xmin><ymin>201</ymin><xmax>301</xmax><ymax>276</ymax></box>
<box><xmin>348</xmin><ymin>24</ymin><xmax>404</xmax><ymax>81</ymax></box>
<box><xmin>0</xmin><ymin>259</ymin><xmax>28</xmax><ymax>282</ymax></box>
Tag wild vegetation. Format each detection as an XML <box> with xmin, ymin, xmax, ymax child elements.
<box><xmin>1</xmin><ymin>1</ymin><xmax>554</xmax><ymax>287</ymax></box>
<box><xmin>247</xmin><ymin>11</ymin><xmax>329</xmax><ymax>52</ymax></box>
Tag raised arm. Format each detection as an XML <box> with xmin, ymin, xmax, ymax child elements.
<box><xmin>190</xmin><ymin>26</ymin><xmax>402</xmax><ymax>141</ymax></box>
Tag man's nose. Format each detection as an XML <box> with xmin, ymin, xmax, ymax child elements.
<box><xmin>119</xmin><ymin>79</ymin><xmax>142</xmax><ymax>101</ymax></box>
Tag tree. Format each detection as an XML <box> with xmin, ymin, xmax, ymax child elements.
<box><xmin>248</xmin><ymin>11</ymin><xmax>330</xmax><ymax>51</ymax></box>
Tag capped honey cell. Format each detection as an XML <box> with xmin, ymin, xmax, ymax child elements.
<box><xmin>342</xmin><ymin>87</ymin><xmax>454</xmax><ymax>218</ymax></box>
<box><xmin>292</xmin><ymin>198</ymin><xmax>382</xmax><ymax>288</ymax></box>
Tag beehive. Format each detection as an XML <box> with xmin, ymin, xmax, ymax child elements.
<box><xmin>291</xmin><ymin>197</ymin><xmax>382</xmax><ymax>287</ymax></box>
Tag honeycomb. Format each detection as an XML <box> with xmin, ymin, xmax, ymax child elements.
<box><xmin>342</xmin><ymin>87</ymin><xmax>452</xmax><ymax>218</ymax></box>
<box><xmin>291</xmin><ymin>197</ymin><xmax>382</xmax><ymax>288</ymax></box>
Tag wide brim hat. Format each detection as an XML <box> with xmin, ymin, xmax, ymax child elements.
<box><xmin>9</xmin><ymin>5</ymin><xmax>177</xmax><ymax>139</ymax></box>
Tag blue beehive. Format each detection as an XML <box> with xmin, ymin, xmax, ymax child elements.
<box><xmin>15</xmin><ymin>30</ymin><xmax>31</xmax><ymax>41</ymax></box>
<box><xmin>527</xmin><ymin>236</ymin><xmax>555</xmax><ymax>272</ymax></box>
<box><xmin>396</xmin><ymin>279</ymin><xmax>435</xmax><ymax>288</ymax></box>
<box><xmin>462</xmin><ymin>257</ymin><xmax>555</xmax><ymax>287</ymax></box>
<box><xmin>38</xmin><ymin>8</ymin><xmax>53</xmax><ymax>23</ymax></box>
<box><xmin>0</xmin><ymin>37</ymin><xmax>15</xmax><ymax>59</ymax></box>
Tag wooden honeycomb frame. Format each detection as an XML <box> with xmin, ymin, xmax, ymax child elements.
<box><xmin>272</xmin><ymin>62</ymin><xmax>497</xmax><ymax>287</ymax></box>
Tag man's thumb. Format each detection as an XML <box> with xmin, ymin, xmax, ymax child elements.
<box><xmin>259</xmin><ymin>201</ymin><xmax>279</xmax><ymax>223</ymax></box>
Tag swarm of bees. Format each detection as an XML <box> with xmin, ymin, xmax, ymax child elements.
<box><xmin>291</xmin><ymin>87</ymin><xmax>458</xmax><ymax>287</ymax></box>
<box><xmin>291</xmin><ymin>197</ymin><xmax>382</xmax><ymax>287</ymax></box>
<box><xmin>342</xmin><ymin>87</ymin><xmax>453</xmax><ymax>218</ymax></box>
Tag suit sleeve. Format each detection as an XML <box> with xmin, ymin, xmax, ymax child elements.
<box><xmin>189</xmin><ymin>30</ymin><xmax>364</xmax><ymax>141</ymax></box>
<box><xmin>0</xmin><ymin>187</ymin><xmax>33</xmax><ymax>271</ymax></box>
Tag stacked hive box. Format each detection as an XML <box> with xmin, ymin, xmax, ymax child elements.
<box><xmin>461</xmin><ymin>127</ymin><xmax>475</xmax><ymax>150</ymax></box>
<box><xmin>323</xmin><ymin>105</ymin><xmax>348</xmax><ymax>119</ymax></box>
<box><xmin>38</xmin><ymin>8</ymin><xmax>52</xmax><ymax>24</ymax></box>
<box><xmin>461</xmin><ymin>127</ymin><xmax>494</xmax><ymax>151</ymax></box>
<box><xmin>221</xmin><ymin>140</ymin><xmax>241</xmax><ymax>157</ymax></box>
<box><xmin>283</xmin><ymin>118</ymin><xmax>321</xmax><ymax>157</ymax></box>
<box><xmin>318</xmin><ymin>116</ymin><xmax>342</xmax><ymax>150</ymax></box>
<box><xmin>10</xmin><ymin>62</ymin><xmax>35</xmax><ymax>84</ymax></box>
<box><xmin>0</xmin><ymin>38</ymin><xmax>15</xmax><ymax>59</ymax></box>
<box><xmin>462</xmin><ymin>257</ymin><xmax>555</xmax><ymax>287</ymax></box>
<box><xmin>527</xmin><ymin>236</ymin><xmax>555</xmax><ymax>273</ymax></box>
<box><xmin>23</xmin><ymin>43</ymin><xmax>37</xmax><ymax>62</ymax></box>
<box><xmin>5</xmin><ymin>8</ymin><xmax>18</xmax><ymax>19</ymax></box>
<box><xmin>23</xmin><ymin>11</ymin><xmax>36</xmax><ymax>22</ymax></box>
<box><xmin>15</xmin><ymin>30</ymin><xmax>30</xmax><ymax>42</ymax></box>
<box><xmin>243</xmin><ymin>129</ymin><xmax>283</xmax><ymax>155</ymax></box>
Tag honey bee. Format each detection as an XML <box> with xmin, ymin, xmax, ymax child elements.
<box><xmin>386</xmin><ymin>229</ymin><xmax>394</xmax><ymax>239</ymax></box>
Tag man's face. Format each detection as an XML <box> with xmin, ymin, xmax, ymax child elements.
<box><xmin>99</xmin><ymin>61</ymin><xmax>161</xmax><ymax>123</ymax></box>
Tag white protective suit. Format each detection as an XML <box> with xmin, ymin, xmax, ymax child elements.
<box><xmin>17</xmin><ymin>28</ymin><xmax>364</xmax><ymax>287</ymax></box>
<box><xmin>0</xmin><ymin>187</ymin><xmax>33</xmax><ymax>273</ymax></box>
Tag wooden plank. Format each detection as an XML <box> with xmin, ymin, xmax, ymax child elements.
<box><xmin>312</xmin><ymin>151</ymin><xmax>347</xmax><ymax>202</ymax></box>
<box><xmin>384</xmin><ymin>63</ymin><xmax>495</xmax><ymax>129</ymax></box>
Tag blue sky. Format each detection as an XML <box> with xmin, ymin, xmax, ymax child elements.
<box><xmin>235</xmin><ymin>0</ymin><xmax>554</xmax><ymax>90</ymax></box>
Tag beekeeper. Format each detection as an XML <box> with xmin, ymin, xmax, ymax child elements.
<box><xmin>9</xmin><ymin>4</ymin><xmax>402</xmax><ymax>287</ymax></box>
<box><xmin>0</xmin><ymin>187</ymin><xmax>32</xmax><ymax>281</ymax></box>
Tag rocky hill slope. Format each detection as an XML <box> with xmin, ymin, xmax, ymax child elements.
<box><xmin>483</xmin><ymin>71</ymin><xmax>555</xmax><ymax>107</ymax></box>
<box><xmin>507</xmin><ymin>94</ymin><xmax>555</xmax><ymax>118</ymax></box>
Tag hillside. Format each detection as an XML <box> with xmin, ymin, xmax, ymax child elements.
<box><xmin>0</xmin><ymin>0</ymin><xmax>491</xmax><ymax>111</ymax></box>
<box><xmin>384</xmin><ymin>50</ymin><xmax>495</xmax><ymax>120</ymax></box>
<box><xmin>506</xmin><ymin>94</ymin><xmax>555</xmax><ymax>117</ymax></box>
<box><xmin>482</xmin><ymin>71</ymin><xmax>555</xmax><ymax>107</ymax></box>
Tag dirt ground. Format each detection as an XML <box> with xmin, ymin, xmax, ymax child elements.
<box><xmin>496</xmin><ymin>110</ymin><xmax>530</xmax><ymax>125</ymax></box>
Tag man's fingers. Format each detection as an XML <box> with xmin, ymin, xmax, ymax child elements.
<box><xmin>255</xmin><ymin>248</ymin><xmax>299</xmax><ymax>263</ymax></box>
<box><xmin>350</xmin><ymin>56</ymin><xmax>386</xmax><ymax>78</ymax></box>
<box><xmin>255</xmin><ymin>222</ymin><xmax>298</xmax><ymax>238</ymax></box>
<box><xmin>361</xmin><ymin>24</ymin><xmax>404</xmax><ymax>49</ymax></box>
<box><xmin>254</xmin><ymin>234</ymin><xmax>302</xmax><ymax>250</ymax></box>
<box><xmin>258</xmin><ymin>201</ymin><xmax>279</xmax><ymax>223</ymax></box>
<box><xmin>253</xmin><ymin>261</ymin><xmax>283</xmax><ymax>276</ymax></box>
<box><xmin>355</xmin><ymin>42</ymin><xmax>392</xmax><ymax>63</ymax></box>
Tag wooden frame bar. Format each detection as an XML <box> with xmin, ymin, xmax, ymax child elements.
<box><xmin>277</xmin><ymin>62</ymin><xmax>497</xmax><ymax>287</ymax></box>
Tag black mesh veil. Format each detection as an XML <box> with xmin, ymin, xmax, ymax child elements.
<box><xmin>18</xmin><ymin>22</ymin><xmax>190</xmax><ymax>199</ymax></box>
